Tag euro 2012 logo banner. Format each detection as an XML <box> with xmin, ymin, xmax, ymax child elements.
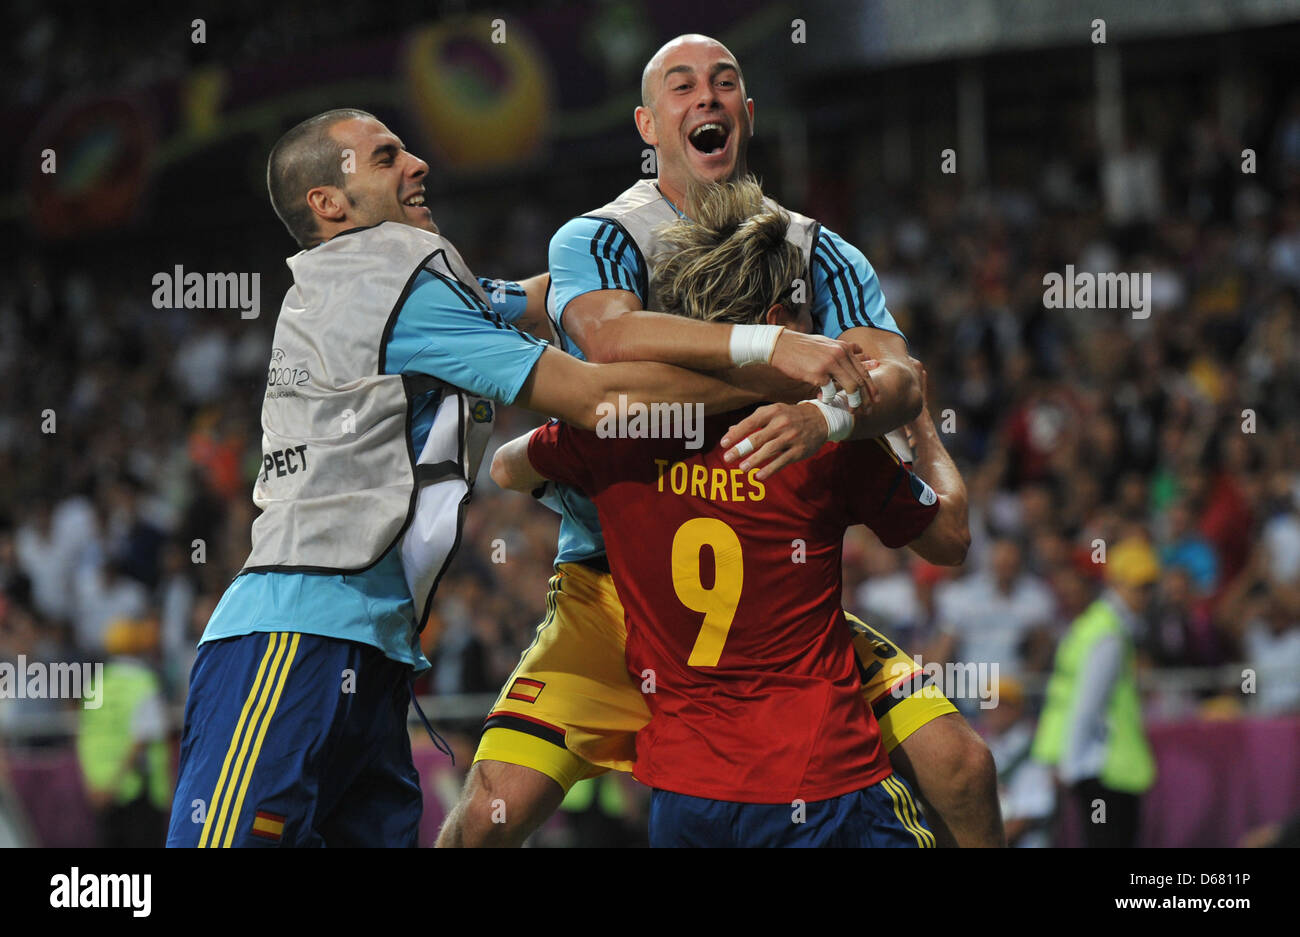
<box><xmin>403</xmin><ymin>18</ymin><xmax>553</xmax><ymax>171</ymax></box>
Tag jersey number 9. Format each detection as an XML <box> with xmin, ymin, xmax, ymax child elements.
<box><xmin>671</xmin><ymin>518</ymin><xmax>744</xmax><ymax>667</ymax></box>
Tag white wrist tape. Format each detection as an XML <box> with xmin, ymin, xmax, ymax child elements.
<box><xmin>802</xmin><ymin>395</ymin><xmax>854</xmax><ymax>443</ymax></box>
<box><xmin>729</xmin><ymin>324</ymin><xmax>784</xmax><ymax>367</ymax></box>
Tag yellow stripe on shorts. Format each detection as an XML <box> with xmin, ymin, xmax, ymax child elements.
<box><xmin>891</xmin><ymin>775</ymin><xmax>936</xmax><ymax>848</ymax></box>
<box><xmin>222</xmin><ymin>632</ymin><xmax>300</xmax><ymax>846</ymax></box>
<box><xmin>198</xmin><ymin>633</ymin><xmax>279</xmax><ymax>848</ymax></box>
<box><xmin>883</xmin><ymin>775</ymin><xmax>936</xmax><ymax>848</ymax></box>
<box><xmin>202</xmin><ymin>632</ymin><xmax>296</xmax><ymax>847</ymax></box>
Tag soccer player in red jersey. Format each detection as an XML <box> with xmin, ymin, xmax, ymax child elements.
<box><xmin>490</xmin><ymin>179</ymin><xmax>970</xmax><ymax>846</ymax></box>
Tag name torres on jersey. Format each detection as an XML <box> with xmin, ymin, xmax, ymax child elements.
<box><xmin>653</xmin><ymin>459</ymin><xmax>766</xmax><ymax>503</ymax></box>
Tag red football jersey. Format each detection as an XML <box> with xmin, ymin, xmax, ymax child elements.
<box><xmin>527</xmin><ymin>409</ymin><xmax>940</xmax><ymax>803</ymax></box>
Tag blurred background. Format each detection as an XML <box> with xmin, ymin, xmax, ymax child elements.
<box><xmin>2</xmin><ymin>0</ymin><xmax>1299</xmax><ymax>847</ymax></box>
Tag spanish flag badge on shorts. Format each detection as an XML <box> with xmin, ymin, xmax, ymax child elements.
<box><xmin>251</xmin><ymin>810</ymin><xmax>286</xmax><ymax>842</ymax></box>
<box><xmin>506</xmin><ymin>677</ymin><xmax>545</xmax><ymax>704</ymax></box>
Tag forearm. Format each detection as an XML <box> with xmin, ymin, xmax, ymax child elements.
<box><xmin>709</xmin><ymin>365</ymin><xmax>817</xmax><ymax>404</ymax></box>
<box><xmin>571</xmin><ymin>295</ymin><xmax>875</xmax><ymax>403</ymax></box>
<box><xmin>839</xmin><ymin>328</ymin><xmax>922</xmax><ymax>437</ymax></box>
<box><xmin>847</xmin><ymin>358</ymin><xmax>923</xmax><ymax>439</ymax></box>
<box><xmin>581</xmin><ymin>309</ymin><xmax>733</xmax><ymax>367</ymax></box>
<box><xmin>594</xmin><ymin>359</ymin><xmax>760</xmax><ymax>419</ymax></box>
<box><xmin>906</xmin><ymin>410</ymin><xmax>970</xmax><ymax>566</ymax></box>
<box><xmin>515</xmin><ymin>349</ymin><xmax>758</xmax><ymax>432</ymax></box>
<box><xmin>911</xmin><ymin>410</ymin><xmax>965</xmax><ymax>504</ymax></box>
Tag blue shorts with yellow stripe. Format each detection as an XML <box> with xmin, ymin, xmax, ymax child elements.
<box><xmin>649</xmin><ymin>775</ymin><xmax>935</xmax><ymax>848</ymax></box>
<box><xmin>165</xmin><ymin>632</ymin><xmax>421</xmax><ymax>848</ymax></box>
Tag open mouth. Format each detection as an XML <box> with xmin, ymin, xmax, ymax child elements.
<box><xmin>688</xmin><ymin>122</ymin><xmax>730</xmax><ymax>156</ymax></box>
<box><xmin>402</xmin><ymin>192</ymin><xmax>427</xmax><ymax>208</ymax></box>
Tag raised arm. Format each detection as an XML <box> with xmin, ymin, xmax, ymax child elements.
<box><xmin>811</xmin><ymin>227</ymin><xmax>921</xmax><ymax>430</ymax></box>
<box><xmin>550</xmin><ymin>217</ymin><xmax>874</xmax><ymax>404</ymax></box>
<box><xmin>565</xmin><ymin>289</ymin><xmax>874</xmax><ymax>401</ymax></box>
<box><xmin>718</xmin><ymin>227</ymin><xmax>926</xmax><ymax>476</ymax></box>
<box><xmin>838</xmin><ymin>328</ymin><xmax>922</xmax><ymax>436</ymax></box>
<box><xmin>903</xmin><ymin>401</ymin><xmax>970</xmax><ymax>567</ymax></box>
<box><xmin>512</xmin><ymin>345</ymin><xmax>760</xmax><ymax>431</ymax></box>
<box><xmin>394</xmin><ymin>270</ymin><xmax>751</xmax><ymax>433</ymax></box>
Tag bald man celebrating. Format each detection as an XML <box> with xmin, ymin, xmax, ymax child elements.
<box><xmin>440</xmin><ymin>36</ymin><xmax>1004</xmax><ymax>848</ymax></box>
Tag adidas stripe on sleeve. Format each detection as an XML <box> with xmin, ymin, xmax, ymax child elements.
<box><xmin>811</xmin><ymin>227</ymin><xmax>905</xmax><ymax>343</ymax></box>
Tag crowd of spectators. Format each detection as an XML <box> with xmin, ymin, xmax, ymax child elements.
<box><xmin>832</xmin><ymin>101</ymin><xmax>1300</xmax><ymax>719</ymax></box>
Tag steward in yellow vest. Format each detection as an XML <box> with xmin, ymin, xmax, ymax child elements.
<box><xmin>1032</xmin><ymin>538</ymin><xmax>1158</xmax><ymax>847</ymax></box>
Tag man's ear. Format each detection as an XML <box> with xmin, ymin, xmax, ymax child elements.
<box><xmin>746</xmin><ymin>98</ymin><xmax>755</xmax><ymax>132</ymax></box>
<box><xmin>306</xmin><ymin>185</ymin><xmax>348</xmax><ymax>225</ymax></box>
<box><xmin>764</xmin><ymin>302</ymin><xmax>786</xmax><ymax>327</ymax></box>
<box><xmin>634</xmin><ymin>105</ymin><xmax>658</xmax><ymax>146</ymax></box>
